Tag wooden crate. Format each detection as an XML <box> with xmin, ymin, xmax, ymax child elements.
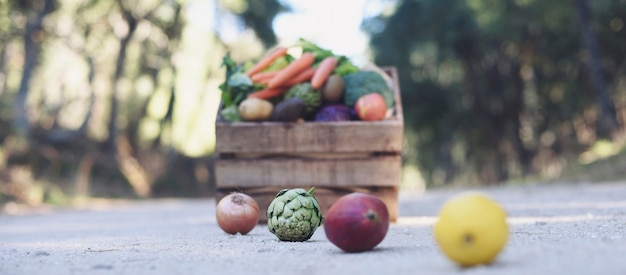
<box><xmin>214</xmin><ymin>67</ymin><xmax>404</xmax><ymax>222</ymax></box>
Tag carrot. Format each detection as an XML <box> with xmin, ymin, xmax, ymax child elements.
<box><xmin>246</xmin><ymin>47</ymin><xmax>288</xmax><ymax>77</ymax></box>
<box><xmin>268</xmin><ymin>52</ymin><xmax>316</xmax><ymax>88</ymax></box>
<box><xmin>310</xmin><ymin>57</ymin><xmax>338</xmax><ymax>89</ymax></box>
<box><xmin>247</xmin><ymin>87</ymin><xmax>288</xmax><ymax>99</ymax></box>
<box><xmin>282</xmin><ymin>67</ymin><xmax>316</xmax><ymax>87</ymax></box>
<box><xmin>251</xmin><ymin>71</ymin><xmax>279</xmax><ymax>83</ymax></box>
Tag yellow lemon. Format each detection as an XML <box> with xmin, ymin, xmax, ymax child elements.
<box><xmin>433</xmin><ymin>192</ymin><xmax>509</xmax><ymax>267</ymax></box>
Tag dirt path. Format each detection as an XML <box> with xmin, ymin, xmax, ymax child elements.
<box><xmin>1</xmin><ymin>182</ymin><xmax>625</xmax><ymax>275</ymax></box>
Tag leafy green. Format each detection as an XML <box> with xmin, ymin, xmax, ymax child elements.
<box><xmin>343</xmin><ymin>71</ymin><xmax>395</xmax><ymax>108</ymax></box>
<box><xmin>298</xmin><ymin>38</ymin><xmax>334</xmax><ymax>62</ymax></box>
<box><xmin>219</xmin><ymin>105</ymin><xmax>242</xmax><ymax>122</ymax></box>
<box><xmin>262</xmin><ymin>55</ymin><xmax>293</xmax><ymax>72</ymax></box>
<box><xmin>242</xmin><ymin>60</ymin><xmax>254</xmax><ymax>72</ymax></box>
<box><xmin>297</xmin><ymin>38</ymin><xmax>359</xmax><ymax>76</ymax></box>
<box><xmin>219</xmin><ymin>53</ymin><xmax>254</xmax><ymax>111</ymax></box>
<box><xmin>228</xmin><ymin>72</ymin><xmax>253</xmax><ymax>87</ymax></box>
<box><xmin>334</xmin><ymin>57</ymin><xmax>360</xmax><ymax>76</ymax></box>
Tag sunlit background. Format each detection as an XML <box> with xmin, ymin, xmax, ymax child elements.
<box><xmin>1</xmin><ymin>0</ymin><xmax>626</xmax><ymax>207</ymax></box>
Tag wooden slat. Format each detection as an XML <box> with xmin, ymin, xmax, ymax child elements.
<box><xmin>215</xmin><ymin>120</ymin><xmax>403</xmax><ymax>154</ymax></box>
<box><xmin>230</xmin><ymin>152</ymin><xmax>373</xmax><ymax>159</ymax></box>
<box><xmin>215</xmin><ymin>155</ymin><xmax>401</xmax><ymax>188</ymax></box>
<box><xmin>216</xmin><ymin>186</ymin><xmax>399</xmax><ymax>223</ymax></box>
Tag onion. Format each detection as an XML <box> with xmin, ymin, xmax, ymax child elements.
<box><xmin>216</xmin><ymin>193</ymin><xmax>260</xmax><ymax>235</ymax></box>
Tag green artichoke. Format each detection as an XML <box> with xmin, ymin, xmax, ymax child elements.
<box><xmin>283</xmin><ymin>83</ymin><xmax>322</xmax><ymax>117</ymax></box>
<box><xmin>267</xmin><ymin>188</ymin><xmax>323</xmax><ymax>242</ymax></box>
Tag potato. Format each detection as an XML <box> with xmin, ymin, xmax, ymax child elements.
<box><xmin>238</xmin><ymin>98</ymin><xmax>274</xmax><ymax>121</ymax></box>
<box><xmin>321</xmin><ymin>74</ymin><xmax>345</xmax><ymax>103</ymax></box>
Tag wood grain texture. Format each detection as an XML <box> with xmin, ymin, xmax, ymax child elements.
<box><xmin>215</xmin><ymin>120</ymin><xmax>403</xmax><ymax>154</ymax></box>
<box><xmin>215</xmin><ymin>155</ymin><xmax>402</xmax><ymax>188</ymax></box>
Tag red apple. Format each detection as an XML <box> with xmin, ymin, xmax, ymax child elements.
<box><xmin>354</xmin><ymin>93</ymin><xmax>387</xmax><ymax>121</ymax></box>
<box><xmin>323</xmin><ymin>193</ymin><xmax>390</xmax><ymax>252</ymax></box>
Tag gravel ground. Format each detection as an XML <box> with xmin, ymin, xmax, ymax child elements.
<box><xmin>1</xmin><ymin>182</ymin><xmax>625</xmax><ymax>275</ymax></box>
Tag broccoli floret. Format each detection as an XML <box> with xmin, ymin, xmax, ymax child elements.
<box><xmin>342</xmin><ymin>71</ymin><xmax>395</xmax><ymax>108</ymax></box>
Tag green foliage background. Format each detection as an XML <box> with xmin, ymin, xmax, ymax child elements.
<box><xmin>1</xmin><ymin>0</ymin><xmax>625</xmax><ymax>206</ymax></box>
<box><xmin>364</xmin><ymin>0</ymin><xmax>626</xmax><ymax>186</ymax></box>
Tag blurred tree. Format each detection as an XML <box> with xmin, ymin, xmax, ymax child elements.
<box><xmin>106</xmin><ymin>0</ymin><xmax>138</xmax><ymax>155</ymax></box>
<box><xmin>363</xmin><ymin>0</ymin><xmax>626</xmax><ymax>186</ymax></box>
<box><xmin>13</xmin><ymin>0</ymin><xmax>57</xmax><ymax>139</ymax></box>
<box><xmin>574</xmin><ymin>0</ymin><xmax>618</xmax><ymax>137</ymax></box>
<box><xmin>0</xmin><ymin>0</ymin><xmax>286</xmax><ymax>204</ymax></box>
<box><xmin>219</xmin><ymin>0</ymin><xmax>288</xmax><ymax>48</ymax></box>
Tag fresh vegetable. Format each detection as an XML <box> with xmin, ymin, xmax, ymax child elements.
<box><xmin>320</xmin><ymin>74</ymin><xmax>345</xmax><ymax>103</ymax></box>
<box><xmin>297</xmin><ymin>38</ymin><xmax>359</xmax><ymax>76</ymax></box>
<box><xmin>354</xmin><ymin>93</ymin><xmax>388</xmax><ymax>121</ymax></box>
<box><xmin>218</xmin><ymin>40</ymin><xmax>396</xmax><ymax>123</ymax></box>
<box><xmin>311</xmin><ymin>57</ymin><xmax>338</xmax><ymax>89</ymax></box>
<box><xmin>324</xmin><ymin>193</ymin><xmax>390</xmax><ymax>252</ymax></box>
<box><xmin>220</xmin><ymin>105</ymin><xmax>242</xmax><ymax>122</ymax></box>
<box><xmin>250</xmin><ymin>71</ymin><xmax>279</xmax><ymax>84</ymax></box>
<box><xmin>360</xmin><ymin>63</ymin><xmax>394</xmax><ymax>91</ymax></box>
<box><xmin>246</xmin><ymin>47</ymin><xmax>288</xmax><ymax>77</ymax></box>
<box><xmin>282</xmin><ymin>67</ymin><xmax>316</xmax><ymax>87</ymax></box>
<box><xmin>238</xmin><ymin>97</ymin><xmax>274</xmax><ymax>121</ymax></box>
<box><xmin>298</xmin><ymin>38</ymin><xmax>334</xmax><ymax>62</ymax></box>
<box><xmin>262</xmin><ymin>55</ymin><xmax>292</xmax><ymax>73</ymax></box>
<box><xmin>219</xmin><ymin>53</ymin><xmax>255</xmax><ymax>121</ymax></box>
<box><xmin>314</xmin><ymin>105</ymin><xmax>353</xmax><ymax>122</ymax></box>
<box><xmin>334</xmin><ymin>61</ymin><xmax>361</xmax><ymax>76</ymax></box>
<box><xmin>247</xmin><ymin>87</ymin><xmax>287</xmax><ymax>100</ymax></box>
<box><xmin>271</xmin><ymin>97</ymin><xmax>306</xmax><ymax>122</ymax></box>
<box><xmin>283</xmin><ymin>83</ymin><xmax>322</xmax><ymax>117</ymax></box>
<box><xmin>343</xmin><ymin>70</ymin><xmax>395</xmax><ymax>108</ymax></box>
<box><xmin>216</xmin><ymin>193</ymin><xmax>260</xmax><ymax>235</ymax></box>
<box><xmin>268</xmin><ymin>53</ymin><xmax>316</xmax><ymax>88</ymax></box>
<box><xmin>267</xmin><ymin>188</ymin><xmax>323</xmax><ymax>242</ymax></box>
